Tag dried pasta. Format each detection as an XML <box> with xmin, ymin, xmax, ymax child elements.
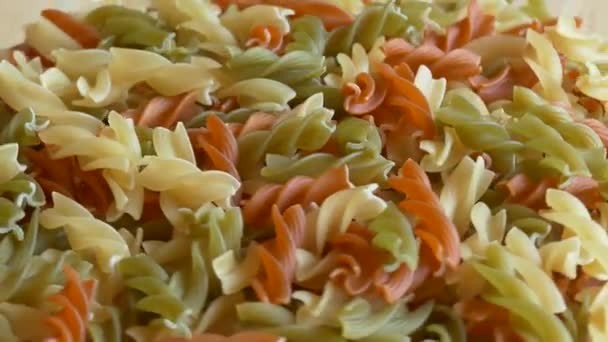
<box><xmin>2</xmin><ymin>0</ymin><xmax>608</xmax><ymax>341</ymax></box>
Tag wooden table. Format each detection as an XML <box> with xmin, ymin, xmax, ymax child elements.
<box><xmin>0</xmin><ymin>0</ymin><xmax>606</xmax><ymax>47</ymax></box>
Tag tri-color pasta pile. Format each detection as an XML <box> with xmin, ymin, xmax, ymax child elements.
<box><xmin>1</xmin><ymin>0</ymin><xmax>608</xmax><ymax>340</ymax></box>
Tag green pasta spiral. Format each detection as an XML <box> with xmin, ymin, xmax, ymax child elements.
<box><xmin>285</xmin><ymin>16</ymin><xmax>328</xmax><ymax>55</ymax></box>
<box><xmin>437</xmin><ymin>90</ymin><xmax>524</xmax><ymax>174</ymax></box>
<box><xmin>324</xmin><ymin>2</ymin><xmax>411</xmax><ymax>56</ymax></box>
<box><xmin>219</xmin><ymin>47</ymin><xmax>326</xmax><ymax>90</ymax></box>
<box><xmin>238</xmin><ymin>110</ymin><xmax>335</xmax><ymax>179</ymax></box>
<box><xmin>118</xmin><ymin>242</ymin><xmax>208</xmax><ymax>336</ymax></box>
<box><xmin>0</xmin><ymin>209</ymin><xmax>92</xmax><ymax>306</ymax></box>
<box><xmin>0</xmin><ymin>108</ymin><xmax>48</xmax><ymax>147</ymax></box>
<box><xmin>86</xmin><ymin>5</ymin><xmax>174</xmax><ymax>49</ymax></box>
<box><xmin>260</xmin><ymin>117</ymin><xmax>394</xmax><ymax>185</ymax></box>
<box><xmin>369</xmin><ymin>202</ymin><xmax>418</xmax><ymax>272</ymax></box>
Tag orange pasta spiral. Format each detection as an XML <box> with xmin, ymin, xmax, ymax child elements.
<box><xmin>423</xmin><ymin>0</ymin><xmax>495</xmax><ymax>52</ymax></box>
<box><xmin>251</xmin><ymin>204</ymin><xmax>306</xmax><ymax>304</ymax></box>
<box><xmin>388</xmin><ymin>159</ymin><xmax>460</xmax><ymax>271</ymax></box>
<box><xmin>25</xmin><ymin>146</ymin><xmax>112</xmax><ymax>216</ymax></box>
<box><xmin>383</xmin><ymin>38</ymin><xmax>482</xmax><ymax>81</ymax></box>
<box><xmin>189</xmin><ymin>115</ymin><xmax>240</xmax><ymax>180</ymax></box>
<box><xmin>499</xmin><ymin>174</ymin><xmax>601</xmax><ymax>209</ymax></box>
<box><xmin>44</xmin><ymin>265</ymin><xmax>97</xmax><ymax>342</ymax></box>
<box><xmin>124</xmin><ymin>91</ymin><xmax>201</xmax><ymax>128</ymax></box>
<box><xmin>242</xmin><ymin>165</ymin><xmax>352</xmax><ymax>227</ymax></box>
<box><xmin>327</xmin><ymin>222</ymin><xmax>414</xmax><ymax>303</ymax></box>
<box><xmin>454</xmin><ymin>298</ymin><xmax>523</xmax><ymax>342</ymax></box>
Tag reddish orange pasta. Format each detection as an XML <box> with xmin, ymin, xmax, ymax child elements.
<box><xmin>499</xmin><ymin>174</ymin><xmax>601</xmax><ymax>209</ymax></box>
<box><xmin>251</xmin><ymin>205</ymin><xmax>306</xmax><ymax>304</ymax></box>
<box><xmin>41</xmin><ymin>9</ymin><xmax>101</xmax><ymax>49</ymax></box>
<box><xmin>25</xmin><ymin>147</ymin><xmax>112</xmax><ymax>216</ymax></box>
<box><xmin>454</xmin><ymin>298</ymin><xmax>523</xmax><ymax>342</ymax></box>
<box><xmin>383</xmin><ymin>38</ymin><xmax>482</xmax><ymax>81</ymax></box>
<box><xmin>124</xmin><ymin>91</ymin><xmax>201</xmax><ymax>128</ymax></box>
<box><xmin>246</xmin><ymin>24</ymin><xmax>285</xmax><ymax>53</ymax></box>
<box><xmin>189</xmin><ymin>115</ymin><xmax>240</xmax><ymax>180</ymax></box>
<box><xmin>422</xmin><ymin>0</ymin><xmax>495</xmax><ymax>52</ymax></box>
<box><xmin>44</xmin><ymin>265</ymin><xmax>97</xmax><ymax>342</ymax></box>
<box><xmin>389</xmin><ymin>159</ymin><xmax>461</xmax><ymax>271</ymax></box>
<box><xmin>328</xmin><ymin>222</ymin><xmax>414</xmax><ymax>303</ymax></box>
<box><xmin>242</xmin><ymin>165</ymin><xmax>352</xmax><ymax>227</ymax></box>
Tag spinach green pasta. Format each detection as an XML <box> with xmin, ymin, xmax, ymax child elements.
<box><xmin>2</xmin><ymin>0</ymin><xmax>608</xmax><ymax>341</ymax></box>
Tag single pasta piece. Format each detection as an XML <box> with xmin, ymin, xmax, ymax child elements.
<box><xmin>242</xmin><ymin>165</ymin><xmax>352</xmax><ymax>227</ymax></box>
<box><xmin>389</xmin><ymin>159</ymin><xmax>460</xmax><ymax>271</ymax></box>
<box><xmin>250</xmin><ymin>204</ymin><xmax>306</xmax><ymax>304</ymax></box>
<box><xmin>44</xmin><ymin>265</ymin><xmax>98</xmax><ymax>342</ymax></box>
<box><xmin>124</xmin><ymin>91</ymin><xmax>201</xmax><ymax>128</ymax></box>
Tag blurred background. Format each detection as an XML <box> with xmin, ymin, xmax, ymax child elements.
<box><xmin>0</xmin><ymin>0</ymin><xmax>604</xmax><ymax>47</ymax></box>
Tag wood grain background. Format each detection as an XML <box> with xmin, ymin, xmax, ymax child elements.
<box><xmin>0</xmin><ymin>0</ymin><xmax>604</xmax><ymax>47</ymax></box>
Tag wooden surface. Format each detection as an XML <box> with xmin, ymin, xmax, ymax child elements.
<box><xmin>0</xmin><ymin>0</ymin><xmax>606</xmax><ymax>47</ymax></box>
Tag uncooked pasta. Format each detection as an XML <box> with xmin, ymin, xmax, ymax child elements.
<box><xmin>1</xmin><ymin>0</ymin><xmax>608</xmax><ymax>341</ymax></box>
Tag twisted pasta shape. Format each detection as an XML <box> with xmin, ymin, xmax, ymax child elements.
<box><xmin>369</xmin><ymin>202</ymin><xmax>418</xmax><ymax>272</ymax></box>
<box><xmin>138</xmin><ymin>123</ymin><xmax>240</xmax><ymax>226</ymax></box>
<box><xmin>327</xmin><ymin>222</ymin><xmax>414</xmax><ymax>302</ymax></box>
<box><xmin>124</xmin><ymin>91</ymin><xmax>201</xmax><ymax>129</ymax></box>
<box><xmin>39</xmin><ymin>112</ymin><xmax>144</xmax><ymax>220</ymax></box>
<box><xmin>419</xmin><ymin>126</ymin><xmax>469</xmax><ymax>173</ymax></box>
<box><xmin>509</xmin><ymin>114</ymin><xmax>591</xmax><ymax>178</ymax></box>
<box><xmin>383</xmin><ymin>38</ymin><xmax>482</xmax><ymax>81</ymax></box>
<box><xmin>220</xmin><ymin>5</ymin><xmax>293</xmax><ymax>48</ymax></box>
<box><xmin>423</xmin><ymin>0</ymin><xmax>495</xmax><ymax>52</ymax></box>
<box><xmin>325</xmin><ymin>2</ymin><xmax>409</xmax><ymax>56</ymax></box>
<box><xmin>261</xmin><ymin>150</ymin><xmax>393</xmax><ymax>186</ymax></box>
<box><xmin>237</xmin><ymin>110</ymin><xmax>334</xmax><ymax>179</ymax></box>
<box><xmin>440</xmin><ymin>156</ymin><xmax>494</xmax><ymax>236</ymax></box>
<box><xmin>40</xmin><ymin>192</ymin><xmax>131</xmax><ymax>272</ymax></box>
<box><xmin>541</xmin><ymin>189</ymin><xmax>608</xmax><ymax>279</ymax></box>
<box><xmin>243</xmin><ymin>165</ymin><xmax>352</xmax><ymax>227</ymax></box>
<box><xmin>580</xmin><ymin>118</ymin><xmax>608</xmax><ymax>148</ymax></box>
<box><xmin>0</xmin><ymin>108</ymin><xmax>48</xmax><ymax>146</ymax></box>
<box><xmin>389</xmin><ymin>159</ymin><xmax>460</xmax><ymax>270</ymax></box>
<box><xmin>119</xmin><ymin>242</ymin><xmax>208</xmax><ymax>332</ymax></box>
<box><xmin>250</xmin><ymin>205</ymin><xmax>306</xmax><ymax>304</ymax></box>
<box><xmin>374</xmin><ymin>62</ymin><xmax>436</xmax><ymax>140</ymax></box>
<box><xmin>219</xmin><ymin>47</ymin><xmax>325</xmax><ymax>90</ymax></box>
<box><xmin>246</xmin><ymin>25</ymin><xmax>285</xmax><ymax>53</ymax></box>
<box><xmin>85</xmin><ymin>5</ymin><xmax>173</xmax><ymax>49</ymax></box>
<box><xmin>45</xmin><ymin>265</ymin><xmax>97</xmax><ymax>342</ymax></box>
<box><xmin>292</xmin><ymin>283</ymin><xmax>433</xmax><ymax>340</ymax></box>
<box><xmin>0</xmin><ymin>143</ymin><xmax>45</xmax><ymax>239</ymax></box>
<box><xmin>25</xmin><ymin>146</ymin><xmax>112</xmax><ymax>217</ymax></box>
<box><xmin>437</xmin><ymin>88</ymin><xmax>523</xmax><ymax>174</ymax></box>
<box><xmin>215</xmin><ymin>0</ymin><xmax>353</xmax><ymax>31</ymax></box>
<box><xmin>285</xmin><ymin>16</ymin><xmax>327</xmax><ymax>55</ymax></box>
<box><xmin>189</xmin><ymin>115</ymin><xmax>239</xmax><ymax>180</ymax></box>
<box><xmin>307</xmin><ymin>184</ymin><xmax>386</xmax><ymax>254</ymax></box>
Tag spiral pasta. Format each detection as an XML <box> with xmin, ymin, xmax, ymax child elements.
<box><xmin>389</xmin><ymin>159</ymin><xmax>460</xmax><ymax>271</ymax></box>
<box><xmin>45</xmin><ymin>265</ymin><xmax>98</xmax><ymax>342</ymax></box>
<box><xmin>237</xmin><ymin>107</ymin><xmax>335</xmax><ymax>179</ymax></box>
<box><xmin>437</xmin><ymin>88</ymin><xmax>524</xmax><ymax>174</ymax></box>
<box><xmin>3</xmin><ymin>1</ymin><xmax>608</xmax><ymax>340</ymax></box>
<box><xmin>243</xmin><ymin>165</ymin><xmax>352</xmax><ymax>227</ymax></box>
